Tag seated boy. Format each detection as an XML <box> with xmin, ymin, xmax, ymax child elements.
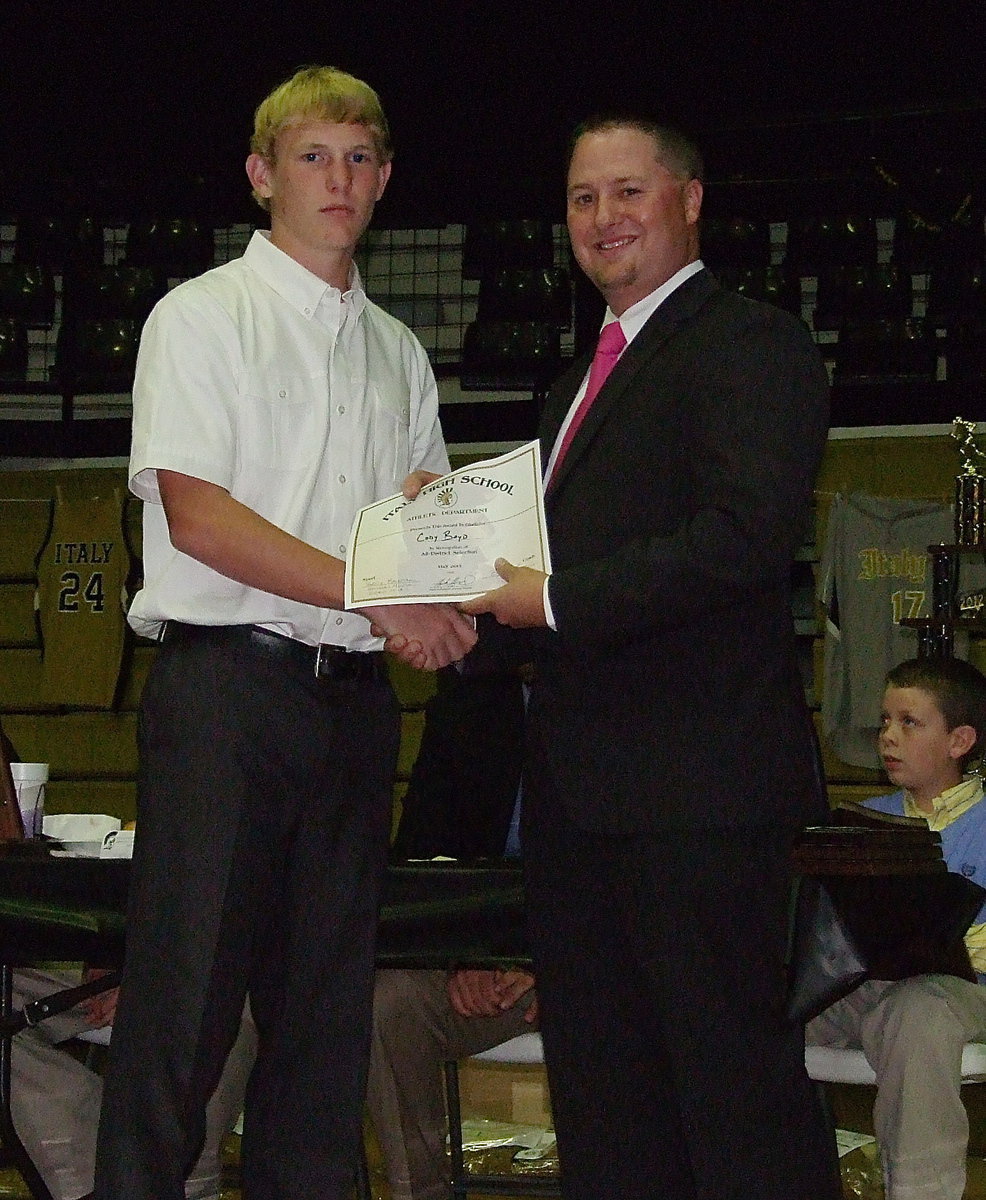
<box><xmin>807</xmin><ymin>655</ymin><xmax>986</xmax><ymax>1200</ymax></box>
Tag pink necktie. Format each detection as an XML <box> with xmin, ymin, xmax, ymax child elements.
<box><xmin>550</xmin><ymin>321</ymin><xmax>627</xmax><ymax>479</ymax></box>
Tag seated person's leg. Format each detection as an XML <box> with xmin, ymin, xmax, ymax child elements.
<box><xmin>367</xmin><ymin>968</ymin><xmax>537</xmax><ymax>1200</ymax></box>
<box><xmin>183</xmin><ymin>1001</ymin><xmax>258</xmax><ymax>1200</ymax></box>
<box><xmin>11</xmin><ymin>969</ymin><xmax>101</xmax><ymax>1200</ymax></box>
<box><xmin>805</xmin><ymin>986</ymin><xmax>866</xmax><ymax>1051</ymax></box>
<box><xmin>10</xmin><ymin>971</ymin><xmax>256</xmax><ymax>1200</ymax></box>
<box><xmin>856</xmin><ymin>975</ymin><xmax>986</xmax><ymax>1200</ymax></box>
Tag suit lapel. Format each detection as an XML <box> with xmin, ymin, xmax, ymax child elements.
<box><xmin>544</xmin><ymin>269</ymin><xmax>719</xmax><ymax>499</ymax></box>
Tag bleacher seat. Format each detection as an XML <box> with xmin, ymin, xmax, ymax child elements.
<box><xmin>925</xmin><ymin>259</ymin><xmax>986</xmax><ymax>327</ymax></box>
<box><xmin>0</xmin><ymin>265</ymin><xmax>57</xmax><ymax>329</ymax></box>
<box><xmin>788</xmin><ymin>214</ymin><xmax>880</xmax><ymax>275</ymax></box>
<box><xmin>701</xmin><ymin>215</ymin><xmax>772</xmax><ymax>273</ymax></box>
<box><xmin>460</xmin><ymin>320</ymin><xmax>561</xmax><ymax>392</ymax></box>
<box><xmin>52</xmin><ymin>317</ymin><xmax>141</xmax><ymax>393</ymax></box>
<box><xmin>814</xmin><ymin>263</ymin><xmax>913</xmax><ymax>331</ymax></box>
<box><xmin>0</xmin><ymin>319</ymin><xmax>29</xmax><ymax>385</ymax></box>
<box><xmin>478</xmin><ymin>267</ymin><xmax>571</xmax><ymax>327</ymax></box>
<box><xmin>719</xmin><ymin>263</ymin><xmax>802</xmax><ymax>316</ymax></box>
<box><xmin>62</xmin><ymin>264</ymin><xmax>166</xmax><ymax>324</ymax></box>
<box><xmin>462</xmin><ymin>219</ymin><xmax>554</xmax><ymax>280</ymax></box>
<box><xmin>833</xmin><ymin>316</ymin><xmax>937</xmax><ymax>384</ymax></box>
<box><xmin>14</xmin><ymin>215</ymin><xmax>103</xmax><ymax>270</ymax></box>
<box><xmin>125</xmin><ymin>217</ymin><xmax>214</xmax><ymax>276</ymax></box>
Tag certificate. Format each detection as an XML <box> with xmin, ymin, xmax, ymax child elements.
<box><xmin>345</xmin><ymin>440</ymin><xmax>551</xmax><ymax>608</ymax></box>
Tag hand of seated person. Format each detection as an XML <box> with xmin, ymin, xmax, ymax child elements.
<box><xmin>447</xmin><ymin>967</ymin><xmax>536</xmax><ymax>1019</ymax></box>
<box><xmin>448</xmin><ymin>968</ymin><xmax>507</xmax><ymax>1018</ymax></box>
<box><xmin>493</xmin><ymin>968</ymin><xmax>538</xmax><ymax>1023</ymax></box>
<box><xmin>80</xmin><ymin>966</ymin><xmax>119</xmax><ymax>1028</ymax></box>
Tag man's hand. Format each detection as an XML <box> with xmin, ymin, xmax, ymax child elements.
<box><xmin>448</xmin><ymin>969</ymin><xmax>532</xmax><ymax>1017</ymax></box>
<box><xmin>447</xmin><ymin>969</ymin><xmax>504</xmax><ymax>1017</ymax></box>
<box><xmin>458</xmin><ymin>559</ymin><xmax>548</xmax><ymax>628</ymax></box>
<box><xmin>401</xmin><ymin>470</ymin><xmax>443</xmax><ymax>500</ymax></box>
<box><xmin>366</xmin><ymin>602</ymin><xmax>477</xmax><ymax>670</ymax></box>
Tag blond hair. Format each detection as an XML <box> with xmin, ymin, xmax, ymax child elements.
<box><xmin>250</xmin><ymin>65</ymin><xmax>392</xmax><ymax>210</ymax></box>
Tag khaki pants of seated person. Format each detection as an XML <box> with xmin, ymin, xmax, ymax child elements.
<box><xmin>807</xmin><ymin>975</ymin><xmax>986</xmax><ymax>1200</ymax></box>
<box><xmin>12</xmin><ymin>970</ymin><xmax>257</xmax><ymax>1200</ymax></box>
<box><xmin>367</xmin><ymin>969</ymin><xmax>538</xmax><ymax>1200</ymax></box>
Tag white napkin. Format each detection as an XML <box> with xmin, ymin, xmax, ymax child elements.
<box><xmin>42</xmin><ymin>813</ymin><xmax>122</xmax><ymax>856</ymax></box>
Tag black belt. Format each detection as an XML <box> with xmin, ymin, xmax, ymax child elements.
<box><xmin>161</xmin><ymin>622</ymin><xmax>389</xmax><ymax>684</ymax></box>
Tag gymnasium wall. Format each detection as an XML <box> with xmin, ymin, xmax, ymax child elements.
<box><xmin>1</xmin><ymin>426</ymin><xmax>984</xmax><ymax>826</ymax></box>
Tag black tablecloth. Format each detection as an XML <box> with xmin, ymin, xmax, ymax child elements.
<box><xmin>0</xmin><ymin>849</ymin><xmax>528</xmax><ymax>968</ymax></box>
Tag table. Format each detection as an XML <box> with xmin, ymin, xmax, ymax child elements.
<box><xmin>0</xmin><ymin>848</ymin><xmax>528</xmax><ymax>1200</ymax></box>
<box><xmin>0</xmin><ymin>850</ymin><xmax>527</xmax><ymax>966</ymax></box>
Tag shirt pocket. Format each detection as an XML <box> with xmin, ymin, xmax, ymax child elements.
<box><xmin>240</xmin><ymin>374</ymin><xmax>327</xmax><ymax>469</ymax></box>
<box><xmin>368</xmin><ymin>382</ymin><xmax>411</xmax><ymax>487</ymax></box>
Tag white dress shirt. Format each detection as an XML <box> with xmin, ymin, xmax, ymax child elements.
<box><xmin>128</xmin><ymin>230</ymin><xmax>448</xmax><ymax>647</ymax></box>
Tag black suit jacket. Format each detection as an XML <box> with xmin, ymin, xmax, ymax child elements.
<box><xmin>523</xmin><ymin>267</ymin><xmax>830</xmax><ymax>834</ymax></box>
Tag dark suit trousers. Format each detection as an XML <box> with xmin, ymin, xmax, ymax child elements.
<box><xmin>92</xmin><ymin>631</ymin><xmax>399</xmax><ymax>1200</ymax></box>
<box><xmin>521</xmin><ymin>749</ymin><xmax>841</xmax><ymax>1200</ymax></box>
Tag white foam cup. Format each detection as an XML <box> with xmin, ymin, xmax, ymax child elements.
<box><xmin>10</xmin><ymin>763</ymin><xmax>48</xmax><ymax>838</ymax></box>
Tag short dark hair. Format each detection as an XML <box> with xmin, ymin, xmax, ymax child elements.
<box><xmin>886</xmin><ymin>657</ymin><xmax>986</xmax><ymax>770</ymax></box>
<box><xmin>567</xmin><ymin>114</ymin><xmax>704</xmax><ymax>183</ymax></box>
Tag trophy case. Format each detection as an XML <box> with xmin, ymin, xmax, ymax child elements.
<box><xmin>901</xmin><ymin>418</ymin><xmax>986</xmax><ymax>657</ymax></box>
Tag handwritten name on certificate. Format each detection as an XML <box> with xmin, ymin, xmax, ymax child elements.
<box><xmin>345</xmin><ymin>440</ymin><xmax>551</xmax><ymax>608</ymax></box>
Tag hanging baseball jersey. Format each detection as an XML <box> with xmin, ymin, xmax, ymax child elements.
<box><xmin>35</xmin><ymin>489</ymin><xmax>131</xmax><ymax>708</ymax></box>
<box><xmin>818</xmin><ymin>492</ymin><xmax>986</xmax><ymax>769</ymax></box>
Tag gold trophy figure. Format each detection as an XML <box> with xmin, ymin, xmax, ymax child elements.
<box><xmin>951</xmin><ymin>417</ymin><xmax>985</xmax><ymax>547</ymax></box>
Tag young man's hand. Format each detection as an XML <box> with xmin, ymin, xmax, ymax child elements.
<box><xmin>401</xmin><ymin>470</ymin><xmax>443</xmax><ymax>500</ymax></box>
<box><xmin>366</xmin><ymin>603</ymin><xmax>477</xmax><ymax>670</ymax></box>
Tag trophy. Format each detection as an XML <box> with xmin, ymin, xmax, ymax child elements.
<box><xmin>951</xmin><ymin>417</ymin><xmax>985</xmax><ymax>547</ymax></box>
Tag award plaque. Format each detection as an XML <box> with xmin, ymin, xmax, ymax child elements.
<box><xmin>951</xmin><ymin>417</ymin><xmax>985</xmax><ymax>547</ymax></box>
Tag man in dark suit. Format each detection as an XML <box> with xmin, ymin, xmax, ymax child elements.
<box><xmin>456</xmin><ymin>116</ymin><xmax>841</xmax><ymax>1199</ymax></box>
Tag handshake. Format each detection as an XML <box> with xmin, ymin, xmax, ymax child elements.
<box><xmin>361</xmin><ymin>555</ymin><xmax>547</xmax><ymax>670</ymax></box>
<box><xmin>362</xmin><ymin>601</ymin><xmax>478</xmax><ymax>672</ymax></box>
<box><xmin>352</xmin><ymin>453</ymin><xmax>552</xmax><ymax>671</ymax></box>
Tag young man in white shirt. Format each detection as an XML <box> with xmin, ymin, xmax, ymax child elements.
<box><xmin>93</xmin><ymin>66</ymin><xmax>475</xmax><ymax>1200</ymax></box>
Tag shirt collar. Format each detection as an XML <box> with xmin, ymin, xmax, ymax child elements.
<box><xmin>243</xmin><ymin>230</ymin><xmax>367</xmax><ymax>324</ymax></box>
<box><xmin>902</xmin><ymin>775</ymin><xmax>985</xmax><ymax>831</ymax></box>
<box><xmin>606</xmin><ymin>259</ymin><xmax>705</xmax><ymax>345</ymax></box>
